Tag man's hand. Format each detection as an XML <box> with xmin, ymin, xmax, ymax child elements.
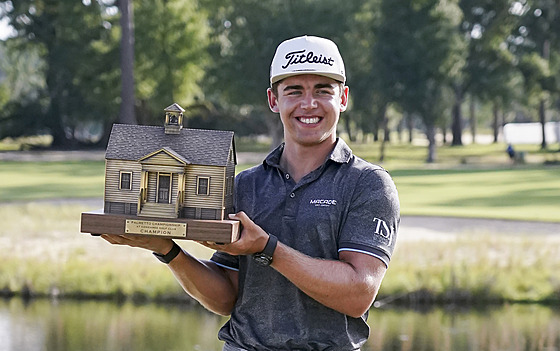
<box><xmin>199</xmin><ymin>211</ymin><xmax>269</xmax><ymax>255</ymax></box>
<box><xmin>101</xmin><ymin>234</ymin><xmax>174</xmax><ymax>255</ymax></box>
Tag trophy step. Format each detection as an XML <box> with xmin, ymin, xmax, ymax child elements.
<box><xmin>81</xmin><ymin>209</ymin><xmax>240</xmax><ymax>243</ymax></box>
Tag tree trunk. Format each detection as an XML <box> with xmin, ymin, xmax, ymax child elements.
<box><xmin>397</xmin><ymin>116</ymin><xmax>404</xmax><ymax>142</ymax></box>
<box><xmin>118</xmin><ymin>0</ymin><xmax>137</xmax><ymax>125</ymax></box>
<box><xmin>407</xmin><ymin>112</ymin><xmax>413</xmax><ymax>144</ymax></box>
<box><xmin>539</xmin><ymin>98</ymin><xmax>547</xmax><ymax>150</ymax></box>
<box><xmin>383</xmin><ymin>114</ymin><xmax>390</xmax><ymax>143</ymax></box>
<box><xmin>492</xmin><ymin>102</ymin><xmax>499</xmax><ymax>143</ymax></box>
<box><xmin>46</xmin><ymin>98</ymin><xmax>69</xmax><ymax>148</ymax></box>
<box><xmin>426</xmin><ymin>123</ymin><xmax>437</xmax><ymax>163</ymax></box>
<box><xmin>379</xmin><ymin>104</ymin><xmax>388</xmax><ymax>162</ymax></box>
<box><xmin>45</xmin><ymin>66</ymin><xmax>70</xmax><ymax>148</ymax></box>
<box><xmin>266</xmin><ymin>114</ymin><xmax>284</xmax><ymax>150</ymax></box>
<box><xmin>539</xmin><ymin>38</ymin><xmax>550</xmax><ymax>150</ymax></box>
<box><xmin>469</xmin><ymin>95</ymin><xmax>476</xmax><ymax>144</ymax></box>
<box><xmin>451</xmin><ymin>87</ymin><xmax>463</xmax><ymax>146</ymax></box>
<box><xmin>343</xmin><ymin>114</ymin><xmax>355</xmax><ymax>142</ymax></box>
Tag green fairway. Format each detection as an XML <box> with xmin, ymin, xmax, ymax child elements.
<box><xmin>0</xmin><ymin>161</ymin><xmax>105</xmax><ymax>202</ymax></box>
<box><xmin>393</xmin><ymin>167</ymin><xmax>560</xmax><ymax>222</ymax></box>
<box><xmin>1</xmin><ymin>142</ymin><xmax>559</xmax><ymax>222</ymax></box>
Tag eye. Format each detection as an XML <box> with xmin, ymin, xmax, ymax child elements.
<box><xmin>317</xmin><ymin>89</ymin><xmax>333</xmax><ymax>95</ymax></box>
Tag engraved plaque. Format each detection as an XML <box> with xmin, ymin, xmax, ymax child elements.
<box><xmin>81</xmin><ymin>210</ymin><xmax>240</xmax><ymax>242</ymax></box>
<box><xmin>125</xmin><ymin>219</ymin><xmax>187</xmax><ymax>237</ymax></box>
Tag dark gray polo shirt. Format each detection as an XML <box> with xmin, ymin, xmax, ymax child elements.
<box><xmin>211</xmin><ymin>138</ymin><xmax>400</xmax><ymax>350</ymax></box>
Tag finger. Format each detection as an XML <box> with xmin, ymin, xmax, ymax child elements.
<box><xmin>230</xmin><ymin>211</ymin><xmax>252</xmax><ymax>227</ymax></box>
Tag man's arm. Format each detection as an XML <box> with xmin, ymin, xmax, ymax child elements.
<box><xmin>272</xmin><ymin>244</ymin><xmax>386</xmax><ymax>318</ymax></box>
<box><xmin>202</xmin><ymin>211</ymin><xmax>386</xmax><ymax>318</ymax></box>
<box><xmin>101</xmin><ymin>234</ymin><xmax>238</xmax><ymax>316</ymax></box>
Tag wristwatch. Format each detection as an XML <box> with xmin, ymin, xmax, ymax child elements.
<box><xmin>252</xmin><ymin>234</ymin><xmax>278</xmax><ymax>266</ymax></box>
<box><xmin>153</xmin><ymin>242</ymin><xmax>182</xmax><ymax>264</ymax></box>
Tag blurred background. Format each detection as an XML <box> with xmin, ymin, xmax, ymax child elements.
<box><xmin>0</xmin><ymin>0</ymin><xmax>560</xmax><ymax>350</ymax></box>
<box><xmin>0</xmin><ymin>0</ymin><xmax>559</xmax><ymax>159</ymax></box>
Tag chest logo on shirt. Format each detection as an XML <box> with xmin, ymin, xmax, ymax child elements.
<box><xmin>309</xmin><ymin>199</ymin><xmax>338</xmax><ymax>207</ymax></box>
<box><xmin>373</xmin><ymin>217</ymin><xmax>393</xmax><ymax>245</ymax></box>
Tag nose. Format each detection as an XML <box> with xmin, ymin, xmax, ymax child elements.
<box><xmin>300</xmin><ymin>92</ymin><xmax>318</xmax><ymax>109</ymax></box>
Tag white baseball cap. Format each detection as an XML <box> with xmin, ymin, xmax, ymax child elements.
<box><xmin>270</xmin><ymin>35</ymin><xmax>346</xmax><ymax>85</ymax></box>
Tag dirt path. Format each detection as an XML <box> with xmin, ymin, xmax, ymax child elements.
<box><xmin>400</xmin><ymin>215</ymin><xmax>560</xmax><ymax>241</ymax></box>
<box><xmin>4</xmin><ymin>197</ymin><xmax>558</xmax><ymax>238</ymax></box>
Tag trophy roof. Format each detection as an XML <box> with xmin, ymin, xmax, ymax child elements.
<box><xmin>164</xmin><ymin>103</ymin><xmax>185</xmax><ymax>113</ymax></box>
<box><xmin>105</xmin><ymin>124</ymin><xmax>235</xmax><ymax>166</ymax></box>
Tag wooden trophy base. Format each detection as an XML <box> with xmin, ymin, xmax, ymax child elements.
<box><xmin>81</xmin><ymin>209</ymin><xmax>240</xmax><ymax>243</ymax></box>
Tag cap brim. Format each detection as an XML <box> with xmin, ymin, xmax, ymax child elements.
<box><xmin>270</xmin><ymin>71</ymin><xmax>345</xmax><ymax>85</ymax></box>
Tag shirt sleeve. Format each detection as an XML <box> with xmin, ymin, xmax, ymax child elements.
<box><xmin>210</xmin><ymin>251</ymin><xmax>240</xmax><ymax>271</ymax></box>
<box><xmin>338</xmin><ymin>168</ymin><xmax>400</xmax><ymax>268</ymax></box>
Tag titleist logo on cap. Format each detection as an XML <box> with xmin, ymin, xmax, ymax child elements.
<box><xmin>282</xmin><ymin>49</ymin><xmax>335</xmax><ymax>69</ymax></box>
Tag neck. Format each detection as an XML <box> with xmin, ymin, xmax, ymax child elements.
<box><xmin>280</xmin><ymin>139</ymin><xmax>336</xmax><ymax>183</ymax></box>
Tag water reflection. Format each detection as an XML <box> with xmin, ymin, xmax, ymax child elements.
<box><xmin>367</xmin><ymin>304</ymin><xmax>560</xmax><ymax>351</ymax></box>
<box><xmin>1</xmin><ymin>299</ymin><xmax>559</xmax><ymax>351</ymax></box>
<box><xmin>0</xmin><ymin>299</ymin><xmax>227</xmax><ymax>351</ymax></box>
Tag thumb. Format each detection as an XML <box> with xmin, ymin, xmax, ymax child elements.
<box><xmin>229</xmin><ymin>211</ymin><xmax>250</xmax><ymax>224</ymax></box>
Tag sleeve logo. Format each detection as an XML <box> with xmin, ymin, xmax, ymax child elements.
<box><xmin>372</xmin><ymin>217</ymin><xmax>393</xmax><ymax>245</ymax></box>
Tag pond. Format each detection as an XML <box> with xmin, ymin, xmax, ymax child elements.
<box><xmin>1</xmin><ymin>299</ymin><xmax>559</xmax><ymax>351</ymax></box>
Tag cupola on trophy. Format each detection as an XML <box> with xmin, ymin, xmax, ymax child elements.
<box><xmin>164</xmin><ymin>103</ymin><xmax>184</xmax><ymax>134</ymax></box>
<box><xmin>80</xmin><ymin>103</ymin><xmax>239</xmax><ymax>243</ymax></box>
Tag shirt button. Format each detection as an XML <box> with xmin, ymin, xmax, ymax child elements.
<box><xmin>285</xmin><ymin>174</ymin><xmax>290</xmax><ymax>180</ymax></box>
<box><xmin>290</xmin><ymin>193</ymin><xmax>295</xmax><ymax>198</ymax></box>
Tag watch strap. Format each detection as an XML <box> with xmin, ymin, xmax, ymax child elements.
<box><xmin>252</xmin><ymin>234</ymin><xmax>278</xmax><ymax>266</ymax></box>
<box><xmin>153</xmin><ymin>242</ymin><xmax>181</xmax><ymax>264</ymax></box>
<box><xmin>262</xmin><ymin>234</ymin><xmax>278</xmax><ymax>258</ymax></box>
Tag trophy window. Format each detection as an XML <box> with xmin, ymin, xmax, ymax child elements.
<box><xmin>197</xmin><ymin>176</ymin><xmax>210</xmax><ymax>196</ymax></box>
<box><xmin>119</xmin><ymin>171</ymin><xmax>133</xmax><ymax>190</ymax></box>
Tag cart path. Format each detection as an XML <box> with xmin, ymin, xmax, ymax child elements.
<box><xmin>2</xmin><ymin>197</ymin><xmax>558</xmax><ymax>238</ymax></box>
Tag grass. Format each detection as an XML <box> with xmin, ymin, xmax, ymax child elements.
<box><xmin>0</xmin><ymin>161</ymin><xmax>105</xmax><ymax>202</ymax></box>
<box><xmin>1</xmin><ymin>140</ymin><xmax>559</xmax><ymax>222</ymax></box>
<box><xmin>0</xmin><ymin>203</ymin><xmax>214</xmax><ymax>300</ymax></box>
<box><xmin>1</xmin><ymin>139</ymin><xmax>559</xmax><ymax>303</ymax></box>
<box><xmin>1</xmin><ymin>202</ymin><xmax>559</xmax><ymax>304</ymax></box>
<box><xmin>382</xmin><ymin>232</ymin><xmax>560</xmax><ymax>304</ymax></box>
<box><xmin>393</xmin><ymin>167</ymin><xmax>560</xmax><ymax>222</ymax></box>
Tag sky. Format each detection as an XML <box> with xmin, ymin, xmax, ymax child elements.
<box><xmin>0</xmin><ymin>17</ymin><xmax>15</xmax><ymax>40</ymax></box>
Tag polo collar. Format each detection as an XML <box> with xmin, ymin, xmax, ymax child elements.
<box><xmin>264</xmin><ymin>138</ymin><xmax>353</xmax><ymax>169</ymax></box>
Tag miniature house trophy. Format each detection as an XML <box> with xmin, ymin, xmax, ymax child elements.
<box><xmin>80</xmin><ymin>103</ymin><xmax>240</xmax><ymax>243</ymax></box>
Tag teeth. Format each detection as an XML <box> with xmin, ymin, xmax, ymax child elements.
<box><xmin>299</xmin><ymin>117</ymin><xmax>320</xmax><ymax>124</ymax></box>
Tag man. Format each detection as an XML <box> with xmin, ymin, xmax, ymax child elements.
<box><xmin>103</xmin><ymin>35</ymin><xmax>400</xmax><ymax>350</ymax></box>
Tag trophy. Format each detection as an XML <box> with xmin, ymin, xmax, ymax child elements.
<box><xmin>80</xmin><ymin>103</ymin><xmax>240</xmax><ymax>243</ymax></box>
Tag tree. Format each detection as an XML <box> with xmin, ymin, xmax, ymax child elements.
<box><xmin>0</xmin><ymin>0</ymin><xmax>120</xmax><ymax>146</ymax></box>
<box><xmin>461</xmin><ymin>0</ymin><xmax>522</xmax><ymax>143</ymax></box>
<box><xmin>373</xmin><ymin>0</ymin><xmax>463</xmax><ymax>162</ymax></box>
<box><xmin>510</xmin><ymin>0</ymin><xmax>560</xmax><ymax>149</ymax></box>
<box><xmin>118</xmin><ymin>0</ymin><xmax>136</xmax><ymax>125</ymax></box>
<box><xmin>133</xmin><ymin>0</ymin><xmax>209</xmax><ymax>125</ymax></box>
<box><xmin>202</xmin><ymin>0</ymin><xmax>363</xmax><ymax>148</ymax></box>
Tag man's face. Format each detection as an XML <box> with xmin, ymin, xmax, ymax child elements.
<box><xmin>267</xmin><ymin>74</ymin><xmax>349</xmax><ymax>147</ymax></box>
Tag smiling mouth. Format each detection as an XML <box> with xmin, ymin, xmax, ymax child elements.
<box><xmin>297</xmin><ymin>117</ymin><xmax>321</xmax><ymax>124</ymax></box>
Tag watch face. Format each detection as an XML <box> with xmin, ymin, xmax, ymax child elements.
<box><xmin>253</xmin><ymin>254</ymin><xmax>272</xmax><ymax>266</ymax></box>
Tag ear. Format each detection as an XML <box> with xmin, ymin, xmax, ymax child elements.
<box><xmin>339</xmin><ymin>86</ymin><xmax>349</xmax><ymax>113</ymax></box>
<box><xmin>267</xmin><ymin>88</ymin><xmax>280</xmax><ymax>113</ymax></box>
